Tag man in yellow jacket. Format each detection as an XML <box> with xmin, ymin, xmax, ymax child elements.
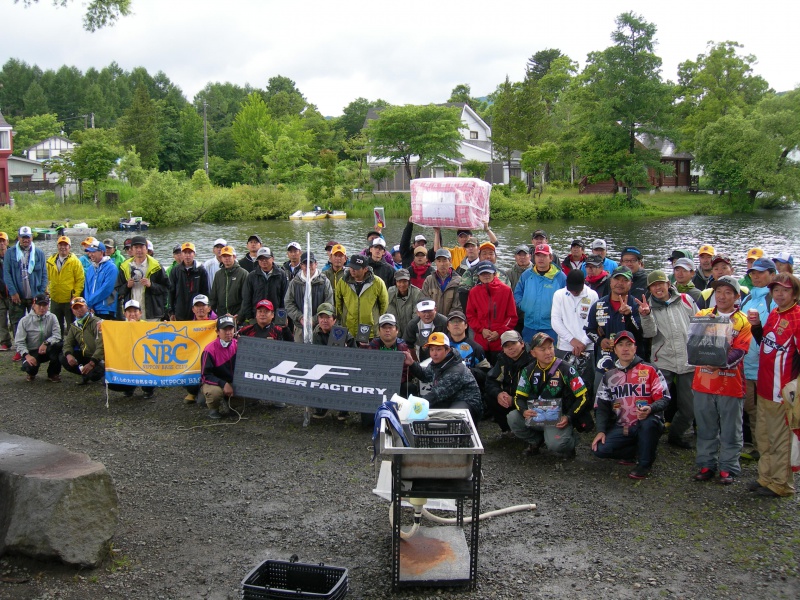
<box><xmin>46</xmin><ymin>235</ymin><xmax>85</xmax><ymax>334</ymax></box>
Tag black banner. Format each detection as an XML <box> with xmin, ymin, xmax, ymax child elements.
<box><xmin>233</xmin><ymin>337</ymin><xmax>405</xmax><ymax>413</ymax></box>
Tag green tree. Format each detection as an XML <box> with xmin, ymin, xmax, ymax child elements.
<box><xmin>461</xmin><ymin>159</ymin><xmax>487</xmax><ymax>179</ymax></box>
<box><xmin>0</xmin><ymin>58</ymin><xmax>43</xmax><ymax>117</ymax></box>
<box><xmin>337</xmin><ymin>97</ymin><xmax>389</xmax><ymax>139</ymax></box>
<box><xmin>15</xmin><ymin>0</ymin><xmax>132</xmax><ymax>31</ymax></box>
<box><xmin>577</xmin><ymin>12</ymin><xmax>673</xmax><ymax>201</ymax></box>
<box><xmin>526</xmin><ymin>49</ymin><xmax>564</xmax><ymax>82</ymax></box>
<box><xmin>370</xmin><ymin>166</ymin><xmax>393</xmax><ymax>191</ymax></box>
<box><xmin>264</xmin><ymin>75</ymin><xmax>306</xmax><ymax>118</ymax></box>
<box><xmin>447</xmin><ymin>84</ymin><xmax>487</xmax><ymax>114</ymax></box>
<box><xmin>367</xmin><ymin>104</ymin><xmax>463</xmax><ymax>180</ymax></box>
<box><xmin>8</xmin><ymin>113</ymin><xmax>63</xmax><ymax>155</ymax></box>
<box><xmin>176</xmin><ymin>105</ymin><xmax>204</xmax><ymax>172</ymax></box>
<box><xmin>139</xmin><ymin>170</ymin><xmax>193</xmax><ymax>227</ymax></box>
<box><xmin>521</xmin><ymin>142</ymin><xmax>558</xmax><ymax>194</ymax></box>
<box><xmin>231</xmin><ymin>92</ymin><xmax>271</xmax><ymax>176</ymax></box>
<box><xmin>677</xmin><ymin>41</ymin><xmax>771</xmax><ymax>150</ymax></box>
<box><xmin>117</xmin><ymin>85</ymin><xmax>161</xmax><ymax>169</ymax></box>
<box><xmin>22</xmin><ymin>81</ymin><xmax>49</xmax><ymax>115</ymax></box>
<box><xmin>117</xmin><ymin>147</ymin><xmax>146</xmax><ymax>187</ymax></box>
<box><xmin>48</xmin><ymin>128</ymin><xmax>122</xmax><ymax>202</ymax></box>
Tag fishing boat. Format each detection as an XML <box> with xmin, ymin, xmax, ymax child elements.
<box><xmin>31</xmin><ymin>227</ymin><xmax>58</xmax><ymax>240</ymax></box>
<box><xmin>119</xmin><ymin>211</ymin><xmax>150</xmax><ymax>231</ymax></box>
<box><xmin>58</xmin><ymin>223</ymin><xmax>97</xmax><ymax>238</ymax></box>
<box><xmin>288</xmin><ymin>206</ymin><xmax>348</xmax><ymax>221</ymax></box>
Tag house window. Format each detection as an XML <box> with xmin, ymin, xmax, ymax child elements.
<box><xmin>680</xmin><ymin>162</ymin><xmax>685</xmax><ymax>173</ymax></box>
<box><xmin>36</xmin><ymin>148</ymin><xmax>51</xmax><ymax>160</ymax></box>
<box><xmin>469</xmin><ymin>131</ymin><xmax>478</xmax><ymax>139</ymax></box>
<box><xmin>0</xmin><ymin>131</ymin><xmax>9</xmax><ymax>150</ymax></box>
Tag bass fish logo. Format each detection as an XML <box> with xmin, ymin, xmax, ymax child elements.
<box><xmin>132</xmin><ymin>323</ymin><xmax>201</xmax><ymax>375</ymax></box>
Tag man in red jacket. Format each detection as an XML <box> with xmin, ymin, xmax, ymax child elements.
<box><xmin>467</xmin><ymin>260</ymin><xmax>517</xmax><ymax>363</ymax></box>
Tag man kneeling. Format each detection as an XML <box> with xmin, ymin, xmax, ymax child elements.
<box><xmin>200</xmin><ymin>315</ymin><xmax>237</xmax><ymax>420</ymax></box>
<box><xmin>507</xmin><ymin>332</ymin><xmax>590</xmax><ymax>457</ymax></box>
<box><xmin>59</xmin><ymin>296</ymin><xmax>105</xmax><ymax>384</ymax></box>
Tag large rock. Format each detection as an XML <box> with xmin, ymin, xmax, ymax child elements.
<box><xmin>0</xmin><ymin>432</ymin><xmax>118</xmax><ymax>567</ymax></box>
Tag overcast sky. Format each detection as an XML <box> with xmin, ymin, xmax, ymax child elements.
<box><xmin>3</xmin><ymin>0</ymin><xmax>798</xmax><ymax>116</ymax></box>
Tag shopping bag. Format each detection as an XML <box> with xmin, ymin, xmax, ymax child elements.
<box><xmin>687</xmin><ymin>315</ymin><xmax>732</xmax><ymax>367</ymax></box>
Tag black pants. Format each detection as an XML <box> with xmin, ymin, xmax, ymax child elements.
<box><xmin>21</xmin><ymin>343</ymin><xmax>63</xmax><ymax>377</ymax></box>
<box><xmin>59</xmin><ymin>350</ymin><xmax>105</xmax><ymax>381</ymax></box>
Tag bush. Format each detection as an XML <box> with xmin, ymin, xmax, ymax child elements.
<box><xmin>139</xmin><ymin>171</ymin><xmax>194</xmax><ymax>227</ymax></box>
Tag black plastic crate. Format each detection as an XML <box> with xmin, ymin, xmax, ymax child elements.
<box><xmin>241</xmin><ymin>559</ymin><xmax>348</xmax><ymax>600</ymax></box>
<box><xmin>410</xmin><ymin>419</ymin><xmax>474</xmax><ymax>449</ymax></box>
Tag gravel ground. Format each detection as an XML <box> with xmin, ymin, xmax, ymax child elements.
<box><xmin>1</xmin><ymin>354</ymin><xmax>799</xmax><ymax>600</ymax></box>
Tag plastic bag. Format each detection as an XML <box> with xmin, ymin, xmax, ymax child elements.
<box><xmin>687</xmin><ymin>315</ymin><xmax>732</xmax><ymax>367</ymax></box>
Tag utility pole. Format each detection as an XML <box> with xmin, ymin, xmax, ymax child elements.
<box><xmin>90</xmin><ymin>112</ymin><xmax>95</xmax><ymax>128</ymax></box>
<box><xmin>203</xmin><ymin>101</ymin><xmax>209</xmax><ymax>176</ymax></box>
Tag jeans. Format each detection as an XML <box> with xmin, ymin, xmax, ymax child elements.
<box><xmin>593</xmin><ymin>416</ymin><xmax>664</xmax><ymax>469</ymax></box>
<box><xmin>694</xmin><ymin>391</ymin><xmax>743</xmax><ymax>475</ymax></box>
<box><xmin>507</xmin><ymin>409</ymin><xmax>577</xmax><ymax>455</ymax></box>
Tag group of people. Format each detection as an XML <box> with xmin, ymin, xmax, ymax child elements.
<box><xmin>0</xmin><ymin>221</ymin><xmax>797</xmax><ymax>498</ymax></box>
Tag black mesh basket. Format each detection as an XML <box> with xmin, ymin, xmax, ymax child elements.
<box><xmin>241</xmin><ymin>558</ymin><xmax>348</xmax><ymax>600</ymax></box>
<box><xmin>410</xmin><ymin>419</ymin><xmax>474</xmax><ymax>449</ymax></box>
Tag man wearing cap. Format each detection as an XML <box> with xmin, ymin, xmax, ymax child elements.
<box><xmin>115</xmin><ymin>235</ymin><xmax>168</xmax><ymax>321</ymax></box>
<box><xmin>238</xmin><ymin>299</ymin><xmax>293</xmax><ymax>341</ymax></box>
<box><xmin>447</xmin><ymin>310</ymin><xmax>490</xmax><ymax>376</ymax></box>
<box><xmin>84</xmin><ymin>239</ymin><xmax>119</xmax><ymax>320</ymax></box>
<box><xmin>240</xmin><ymin>247</ymin><xmax>288</xmax><ymax>325</ymax></box>
<box><xmin>122</xmin><ymin>238</ymin><xmax>134</xmax><ymax>259</ymax></box>
<box><xmin>209</xmin><ymin>245</ymin><xmax>249</xmax><ymax>323</ymax></box>
<box><xmin>46</xmin><ymin>235</ymin><xmax>84</xmax><ymax>334</ymax></box>
<box><xmin>360</xmin><ymin>230</ymin><xmax>395</xmax><ymax>268</ymax></box>
<box><xmin>310</xmin><ymin>303</ymin><xmax>357</xmax><ymax>420</ymax></box>
<box><xmin>398</xmin><ymin>217</ymin><xmax>434</xmax><ymax>268</ymax></box>
<box><xmin>203</xmin><ymin>239</ymin><xmax>227</xmax><ymax>286</ymax></box>
<box><xmin>285</xmin><ymin>251</ymin><xmax>334</xmax><ymax>342</ymax></box>
<box><xmin>584</xmin><ymin>254</ymin><xmax>610</xmax><ymax>298</ymax></box>
<box><xmin>740</xmin><ymin>247</ymin><xmax>765</xmax><ymax>289</ymax></box>
<box><xmin>323</xmin><ymin>244</ymin><xmax>348</xmax><ymax>290</ymax></box>
<box><xmin>551</xmin><ymin>269</ymin><xmax>598</xmax><ymax>394</ymax></box>
<box><xmin>409</xmin><ymin>246</ymin><xmax>434</xmax><ymax>290</ymax></box>
<box><xmin>103</xmin><ymin>238</ymin><xmax>125</xmax><ymax>268</ymax></box>
<box><xmin>386</xmin><ymin>268</ymin><xmax>422</xmax><ymax>337</ymax></box>
<box><xmin>181</xmin><ymin>295</ymin><xmax>218</xmax><ymax>404</ymax></box>
<box><xmin>620</xmin><ymin>246</ymin><xmax>648</xmax><ymax>300</ymax></box>
<box><xmin>433</xmin><ymin>224</ymin><xmax>497</xmax><ymax>269</ymax></box>
<box><xmin>592</xmin><ymin>331</ymin><xmax>671</xmax><ymax>479</ymax></box>
<box><xmin>59</xmin><ymin>297</ymin><xmax>105</xmax><ymax>385</ymax></box>
<box><xmin>405</xmin><ymin>332</ymin><xmax>483</xmax><ymax>418</ymax></box>
<box><xmin>530</xmin><ymin>230</ymin><xmax>561</xmax><ymax>269</ymax></box>
<box><xmin>691</xmin><ymin>245</ymin><xmax>714</xmax><ymax>290</ymax></box>
<box><xmin>485</xmin><ymin>329</ymin><xmax>533</xmax><ymax>436</ymax></box>
<box><xmin>772</xmin><ymin>252</ymin><xmax>794</xmax><ymax>275</ymax></box>
<box><xmin>335</xmin><ymin>254</ymin><xmax>388</xmax><ymax>342</ymax></box>
<box><xmin>454</xmin><ymin>236</ymin><xmax>480</xmax><ymax>276</ymax></box>
<box><xmin>738</xmin><ymin>258</ymin><xmax>776</xmax><ymax>462</ymax></box>
<box><xmin>368</xmin><ymin>313</ymin><xmax>413</xmax><ymax>397</ymax></box>
<box><xmin>366</xmin><ymin>237</ymin><xmax>395</xmax><ymax>289</ymax></box>
<box><xmin>671</xmin><ymin>257</ymin><xmax>703</xmax><ymax>306</ymax></box>
<box><xmin>236</xmin><ymin>235</ymin><xmax>261</xmax><ymax>273</ymax></box>
<box><xmin>507</xmin><ymin>245</ymin><xmax>532</xmax><ymax>332</ymax></box>
<box><xmin>107</xmin><ymin>300</ymin><xmax>156</xmax><ymax>398</ymax></box>
<box><xmin>636</xmin><ymin>270</ymin><xmax>698</xmax><ymax>449</ymax></box>
<box><xmin>14</xmin><ymin>294</ymin><xmax>62</xmax><ymax>383</ymax></box>
<box><xmin>4</xmin><ymin>226</ymin><xmax>48</xmax><ymax>349</ymax></box>
<box><xmin>200</xmin><ymin>315</ymin><xmax>238</xmax><ymax>419</ymax></box>
<box><xmin>562</xmin><ymin>240</ymin><xmax>586</xmax><ymax>275</ymax></box>
<box><xmin>165</xmin><ymin>245</ymin><xmax>183</xmax><ymax>277</ymax></box>
<box><xmin>691</xmin><ymin>275</ymin><xmax>752</xmax><ymax>484</ymax></box>
<box><xmin>167</xmin><ymin>242</ymin><xmax>210</xmax><ymax>322</ymax></box>
<box><xmin>78</xmin><ymin>237</ymin><xmax>94</xmax><ymax>273</ymax></box>
<box><xmin>467</xmin><ymin>260</ymin><xmax>517</xmax><ymax>361</ymax></box>
<box><xmin>0</xmin><ymin>231</ymin><xmax>12</xmax><ymax>350</ymax></box>
<box><xmin>404</xmin><ymin>298</ymin><xmax>449</xmax><ymax>361</ymax></box>
<box><xmin>459</xmin><ymin>241</ymin><xmax>512</xmax><ymax>300</ymax></box>
<box><xmin>699</xmin><ymin>254</ymin><xmax>749</xmax><ymax>308</ymax></box>
<box><xmin>509</xmin><ymin>332</ymin><xmax>590</xmax><ymax>457</ymax></box>
<box><xmin>320</xmin><ymin>240</ymin><xmax>338</xmax><ymax>272</ymax></box>
<box><xmin>590</xmin><ymin>239</ymin><xmax>618</xmax><ymax>273</ymax></box>
<box><xmin>282</xmin><ymin>242</ymin><xmax>302</xmax><ymax>281</ymax></box>
<box><xmin>514</xmin><ymin>242</ymin><xmax>566</xmax><ymax>343</ymax></box>
<box><xmin>421</xmin><ymin>248</ymin><xmax>462</xmax><ymax>316</ymax></box>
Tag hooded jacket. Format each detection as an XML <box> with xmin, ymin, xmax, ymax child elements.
<box><xmin>514</xmin><ymin>264</ymin><xmax>567</xmax><ymax>332</ymax></box>
<box><xmin>367</xmin><ymin>256</ymin><xmax>396</xmax><ymax>289</ymax></box>
<box><xmin>284</xmin><ymin>268</ymin><xmax>334</xmax><ymax>328</ymax></box>
<box><xmin>386</xmin><ymin>284</ymin><xmax>422</xmax><ymax>336</ymax></box>
<box><xmin>466</xmin><ymin>277</ymin><xmax>518</xmax><ymax>352</ymax></box>
<box><xmin>46</xmin><ymin>252</ymin><xmax>85</xmax><ymax>304</ymax></box>
<box><xmin>741</xmin><ymin>285</ymin><xmax>775</xmax><ymax>380</ymax></box>
<box><xmin>409</xmin><ymin>349</ymin><xmax>483</xmax><ymax>417</ymax></box>
<box><xmin>421</xmin><ymin>269</ymin><xmax>462</xmax><ymax>316</ymax></box>
<box><xmin>640</xmin><ymin>287</ymin><xmax>697</xmax><ymax>374</ymax></box>
<box><xmin>63</xmin><ymin>313</ymin><xmax>104</xmax><ymax>362</ymax></box>
<box><xmin>84</xmin><ymin>257</ymin><xmax>119</xmax><ymax>316</ymax></box>
<box><xmin>334</xmin><ymin>268</ymin><xmax>389</xmax><ymax>338</ymax></box>
<box><xmin>209</xmin><ymin>263</ymin><xmax>249</xmax><ymax>321</ymax></box>
<box><xmin>115</xmin><ymin>256</ymin><xmax>168</xmax><ymax>319</ymax></box>
<box><xmin>168</xmin><ymin>261</ymin><xmax>210</xmax><ymax>320</ymax></box>
<box><xmin>240</xmin><ymin>265</ymin><xmax>288</xmax><ymax>323</ymax></box>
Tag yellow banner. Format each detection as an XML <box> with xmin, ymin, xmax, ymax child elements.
<box><xmin>103</xmin><ymin>320</ymin><xmax>217</xmax><ymax>387</ymax></box>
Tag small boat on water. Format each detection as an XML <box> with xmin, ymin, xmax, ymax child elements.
<box><xmin>289</xmin><ymin>206</ymin><xmax>347</xmax><ymax>221</ymax></box>
<box><xmin>119</xmin><ymin>211</ymin><xmax>150</xmax><ymax>232</ymax></box>
<box><xmin>31</xmin><ymin>227</ymin><xmax>58</xmax><ymax>240</ymax></box>
<box><xmin>59</xmin><ymin>223</ymin><xmax>97</xmax><ymax>239</ymax></box>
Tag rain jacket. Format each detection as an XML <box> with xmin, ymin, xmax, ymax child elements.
<box><xmin>409</xmin><ymin>349</ymin><xmax>483</xmax><ymax>417</ymax></box>
<box><xmin>334</xmin><ymin>268</ymin><xmax>389</xmax><ymax>338</ymax></box>
<box><xmin>421</xmin><ymin>269</ymin><xmax>462</xmax><ymax>316</ymax></box>
<box><xmin>466</xmin><ymin>277</ymin><xmax>518</xmax><ymax>352</ymax></box>
<box><xmin>209</xmin><ymin>263</ymin><xmax>249</xmax><ymax>321</ymax></box>
<box><xmin>84</xmin><ymin>257</ymin><xmax>118</xmax><ymax>316</ymax></box>
<box><xmin>46</xmin><ymin>252</ymin><xmax>84</xmax><ymax>304</ymax></box>
<box><xmin>240</xmin><ymin>266</ymin><xmax>288</xmax><ymax>323</ymax></box>
<box><xmin>386</xmin><ymin>284</ymin><xmax>422</xmax><ymax>337</ymax></box>
<box><xmin>640</xmin><ymin>288</ymin><xmax>697</xmax><ymax>374</ymax></box>
<box><xmin>284</xmin><ymin>268</ymin><xmax>334</xmax><ymax>328</ymax></box>
<box><xmin>115</xmin><ymin>256</ymin><xmax>168</xmax><ymax>320</ymax></box>
<box><xmin>514</xmin><ymin>264</ymin><xmax>566</xmax><ymax>332</ymax></box>
<box><xmin>741</xmin><ymin>286</ymin><xmax>775</xmax><ymax>380</ymax></box>
<box><xmin>63</xmin><ymin>313</ymin><xmax>104</xmax><ymax>362</ymax></box>
<box><xmin>168</xmin><ymin>260</ymin><xmax>210</xmax><ymax>321</ymax></box>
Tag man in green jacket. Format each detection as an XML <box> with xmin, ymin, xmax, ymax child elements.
<box><xmin>334</xmin><ymin>254</ymin><xmax>388</xmax><ymax>344</ymax></box>
<box><xmin>115</xmin><ymin>235</ymin><xmax>169</xmax><ymax>321</ymax></box>
<box><xmin>210</xmin><ymin>246</ymin><xmax>249</xmax><ymax>323</ymax></box>
<box><xmin>59</xmin><ymin>296</ymin><xmax>105</xmax><ymax>384</ymax></box>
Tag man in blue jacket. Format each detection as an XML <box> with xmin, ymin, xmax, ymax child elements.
<box><xmin>514</xmin><ymin>243</ymin><xmax>566</xmax><ymax>343</ymax></box>
<box><xmin>83</xmin><ymin>240</ymin><xmax>118</xmax><ymax>319</ymax></box>
<box><xmin>3</xmin><ymin>226</ymin><xmax>48</xmax><ymax>352</ymax></box>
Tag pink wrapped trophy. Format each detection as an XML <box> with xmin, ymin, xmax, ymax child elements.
<box><xmin>410</xmin><ymin>178</ymin><xmax>491</xmax><ymax>230</ymax></box>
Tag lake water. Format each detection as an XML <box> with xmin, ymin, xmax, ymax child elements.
<box><xmin>35</xmin><ymin>209</ymin><xmax>800</xmax><ymax>275</ymax></box>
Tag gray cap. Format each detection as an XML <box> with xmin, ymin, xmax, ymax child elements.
<box><xmin>378</xmin><ymin>313</ymin><xmax>397</xmax><ymax>326</ymax></box>
<box><xmin>394</xmin><ymin>268</ymin><xmax>411</xmax><ymax>281</ymax></box>
<box><xmin>673</xmin><ymin>257</ymin><xmax>695</xmax><ymax>271</ymax></box>
<box><xmin>514</xmin><ymin>244</ymin><xmax>531</xmax><ymax>255</ymax></box>
<box><xmin>435</xmin><ymin>248</ymin><xmax>452</xmax><ymax>260</ymax></box>
<box><xmin>712</xmin><ymin>275</ymin><xmax>741</xmax><ymax>295</ymax></box>
<box><xmin>500</xmin><ymin>330</ymin><xmax>523</xmax><ymax>345</ymax></box>
<box><xmin>256</xmin><ymin>247</ymin><xmax>273</xmax><ymax>259</ymax></box>
<box><xmin>591</xmin><ymin>238</ymin><xmax>607</xmax><ymax>250</ymax></box>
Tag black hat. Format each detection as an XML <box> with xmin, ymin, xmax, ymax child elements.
<box><xmin>172</xmin><ymin>245</ymin><xmax>182</xmax><ymax>254</ymax></box>
<box><xmin>247</xmin><ymin>235</ymin><xmax>262</xmax><ymax>243</ymax></box>
<box><xmin>585</xmin><ymin>254</ymin><xmax>603</xmax><ymax>267</ymax></box>
<box><xmin>130</xmin><ymin>235</ymin><xmax>147</xmax><ymax>246</ymax></box>
<box><xmin>348</xmin><ymin>255</ymin><xmax>367</xmax><ymax>268</ymax></box>
<box><xmin>566</xmin><ymin>269</ymin><xmax>585</xmax><ymax>292</ymax></box>
<box><xmin>570</xmin><ymin>239</ymin><xmax>584</xmax><ymax>248</ymax></box>
<box><xmin>531</xmin><ymin>229</ymin><xmax>547</xmax><ymax>239</ymax></box>
<box><xmin>300</xmin><ymin>251</ymin><xmax>316</xmax><ymax>264</ymax></box>
<box><xmin>34</xmin><ymin>294</ymin><xmax>49</xmax><ymax>305</ymax></box>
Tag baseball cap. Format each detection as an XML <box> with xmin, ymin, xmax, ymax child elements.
<box><xmin>123</xmin><ymin>238</ymin><xmax>132</xmax><ymax>248</ymax></box>
<box><xmin>566</xmin><ymin>269</ymin><xmax>584</xmax><ymax>292</ymax></box>
<box><xmin>213</xmin><ymin>238</ymin><xmax>227</xmax><ymax>247</ymax></box>
<box><xmin>447</xmin><ymin>310</ymin><xmax>466</xmax><ymax>322</ymax></box>
<box><xmin>435</xmin><ymin>248</ymin><xmax>452</xmax><ymax>259</ymax></box>
<box><xmin>330</xmin><ymin>244</ymin><xmax>346</xmax><ymax>255</ymax></box>
<box><xmin>463</xmin><ymin>237</ymin><xmax>479</xmax><ymax>247</ymax></box>
<box><xmin>181</xmin><ymin>242</ymin><xmax>196</xmax><ymax>252</ymax></box>
<box><xmin>514</xmin><ymin>244</ymin><xmax>531</xmax><ymax>255</ymax></box>
<box><xmin>371</xmin><ymin>237</ymin><xmax>386</xmax><ymax>248</ymax></box>
<box><xmin>424</xmin><ymin>332</ymin><xmax>450</xmax><ymax>347</ymax></box>
<box><xmin>711</xmin><ymin>253</ymin><xmax>732</xmax><ymax>267</ymax></box>
<box><xmin>773</xmin><ymin>252</ymin><xmax>794</xmax><ymax>265</ymax></box>
<box><xmin>82</xmin><ymin>236</ymin><xmax>98</xmax><ymax>248</ymax></box>
<box><xmin>391</xmin><ymin>245</ymin><xmax>401</xmax><ymax>254</ymax></box>
<box><xmin>534</xmin><ymin>243</ymin><xmax>551</xmax><ymax>255</ymax></box>
<box><xmin>394</xmin><ymin>268</ymin><xmax>411</xmax><ymax>281</ymax></box>
<box><xmin>0</xmin><ymin>232</ymin><xmax>8</xmax><ymax>242</ymax></box>
<box><xmin>647</xmin><ymin>270</ymin><xmax>669</xmax><ymax>287</ymax></box>
<box><xmin>316</xmin><ymin>302</ymin><xmax>335</xmax><ymax>316</ymax></box>
<box><xmin>124</xmin><ymin>299</ymin><xmax>141</xmax><ymax>311</ymax></box>
<box><xmin>456</xmin><ymin>229</ymin><xmax>472</xmax><ymax>237</ymax></box>
<box><xmin>531</xmin><ymin>229</ymin><xmax>547</xmax><ymax>239</ymax></box>
<box><xmin>673</xmin><ymin>258</ymin><xmax>695</xmax><ymax>271</ymax></box>
<box><xmin>611</xmin><ymin>266</ymin><xmax>633</xmax><ymax>280</ymax></box>
<box><xmin>530</xmin><ymin>332</ymin><xmax>554</xmax><ymax>348</ymax></box>
<box><xmin>475</xmin><ymin>260</ymin><xmax>496</xmax><ymax>275</ymax></box>
<box><xmin>591</xmin><ymin>239</ymin><xmax>606</xmax><ymax>250</ymax></box>
<box><xmin>33</xmin><ymin>294</ymin><xmax>49</xmax><ymax>305</ymax></box>
<box><xmin>748</xmin><ymin>258</ymin><xmax>777</xmax><ymax>273</ymax></box>
<box><xmin>348</xmin><ymin>254</ymin><xmax>367</xmax><ymax>268</ymax></box>
<box><xmin>192</xmin><ymin>294</ymin><xmax>210</xmax><ymax>305</ymax></box>
<box><xmin>669</xmin><ymin>249</ymin><xmax>694</xmax><ymax>262</ymax></box>
<box><xmin>768</xmin><ymin>276</ymin><xmax>795</xmax><ymax>290</ymax></box>
<box><xmin>247</xmin><ymin>234</ymin><xmax>262</xmax><ymax>244</ymax></box>
<box><xmin>130</xmin><ymin>235</ymin><xmax>147</xmax><ymax>246</ymax></box>
<box><xmin>18</xmin><ymin>226</ymin><xmax>32</xmax><ymax>238</ymax></box>
<box><xmin>220</xmin><ymin>246</ymin><xmax>236</xmax><ymax>256</ymax></box>
<box><xmin>416</xmin><ymin>299</ymin><xmax>436</xmax><ymax>312</ymax></box>
<box><xmin>366</xmin><ymin>230</ymin><xmax>382</xmax><ymax>239</ymax></box>
<box><xmin>712</xmin><ymin>275</ymin><xmax>741</xmax><ymax>295</ymax></box>
<box><xmin>479</xmin><ymin>241</ymin><xmax>496</xmax><ymax>253</ymax></box>
<box><xmin>255</xmin><ymin>299</ymin><xmax>274</xmax><ymax>311</ymax></box>
<box><xmin>325</xmin><ymin>240</ymin><xmax>338</xmax><ymax>251</ymax></box>
<box><xmin>57</xmin><ymin>235</ymin><xmax>71</xmax><ymax>245</ymax></box>
<box><xmin>698</xmin><ymin>244</ymin><xmax>715</xmax><ymax>256</ymax></box>
<box><xmin>85</xmin><ymin>241</ymin><xmax>106</xmax><ymax>253</ymax></box>
<box><xmin>585</xmin><ymin>254</ymin><xmax>603</xmax><ymax>267</ymax></box>
<box><xmin>414</xmin><ymin>246</ymin><xmax>427</xmax><ymax>256</ymax></box>
<box><xmin>172</xmin><ymin>244</ymin><xmax>183</xmax><ymax>255</ymax></box>
<box><xmin>70</xmin><ymin>296</ymin><xmax>87</xmax><ymax>307</ymax></box>
<box><xmin>300</xmin><ymin>251</ymin><xmax>316</xmax><ymax>263</ymax></box>
<box><xmin>570</xmin><ymin>239</ymin><xmax>584</xmax><ymax>248</ymax></box>
<box><xmin>378</xmin><ymin>313</ymin><xmax>397</xmax><ymax>326</ymax></box>
<box><xmin>256</xmin><ymin>247</ymin><xmax>273</xmax><ymax>259</ymax></box>
<box><xmin>614</xmin><ymin>331</ymin><xmax>636</xmax><ymax>346</ymax></box>
<box><xmin>414</xmin><ymin>234</ymin><xmax>427</xmax><ymax>243</ymax></box>
<box><xmin>500</xmin><ymin>330</ymin><xmax>523</xmax><ymax>345</ymax></box>
<box><xmin>216</xmin><ymin>315</ymin><xmax>236</xmax><ymax>329</ymax></box>
<box><xmin>746</xmin><ymin>247</ymin><xmax>765</xmax><ymax>260</ymax></box>
<box><xmin>621</xmin><ymin>246</ymin><xmax>642</xmax><ymax>259</ymax></box>
<box><xmin>287</xmin><ymin>241</ymin><xmax>302</xmax><ymax>251</ymax></box>
<box><xmin>103</xmin><ymin>238</ymin><xmax>116</xmax><ymax>248</ymax></box>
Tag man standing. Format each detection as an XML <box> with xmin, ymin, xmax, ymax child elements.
<box><xmin>15</xmin><ymin>294</ymin><xmax>62</xmax><ymax>383</ymax></box>
<box><xmin>238</xmin><ymin>299</ymin><xmax>293</xmax><ymax>341</ymax></box>
<box><xmin>693</xmin><ymin>244</ymin><xmax>715</xmax><ymax>290</ymax></box>
<box><xmin>584</xmin><ymin>254</ymin><xmax>611</xmax><ymax>298</ymax></box>
<box><xmin>421</xmin><ymin>248</ymin><xmax>462</xmax><ymax>316</ymax></box>
<box><xmin>115</xmin><ymin>235</ymin><xmax>168</xmax><ymax>321</ymax></box>
<box><xmin>84</xmin><ymin>240</ymin><xmax>119</xmax><ymax>320</ymax></box>
<box><xmin>168</xmin><ymin>242</ymin><xmax>210</xmax><ymax>321</ymax></box>
<box><xmin>671</xmin><ymin>257</ymin><xmax>704</xmax><ymax>306</ymax></box>
<box><xmin>4</xmin><ymin>226</ymin><xmax>48</xmax><ymax>354</ymax></box>
<box><xmin>398</xmin><ymin>217</ymin><xmax>434</xmax><ymax>267</ymax></box>
<box><xmin>0</xmin><ymin>231</ymin><xmax>11</xmax><ymax>350</ymax></box>
<box><xmin>240</xmin><ymin>247</ymin><xmax>288</xmax><ymax>324</ymax></box>
<box><xmin>323</xmin><ymin>244</ymin><xmax>348</xmax><ymax>291</ymax></box>
<box><xmin>59</xmin><ymin>297</ymin><xmax>105</xmax><ymax>385</ymax></box>
<box><xmin>433</xmin><ymin>224</ymin><xmax>497</xmax><ymax>269</ymax></box>
<box><xmin>203</xmin><ymin>238</ymin><xmax>227</xmax><ymax>287</ymax></box>
<box><xmin>284</xmin><ymin>252</ymin><xmax>334</xmax><ymax>343</ymax></box>
<box><xmin>590</xmin><ymin>239</ymin><xmax>618</xmax><ymax>273</ymax></box>
<box><xmin>366</xmin><ymin>238</ymin><xmax>395</xmax><ymax>289</ymax></box>
<box><xmin>284</xmin><ymin>241</ymin><xmax>303</xmax><ymax>281</ymax></box>
<box><xmin>409</xmin><ymin>246</ymin><xmax>435</xmax><ymax>290</ymax></box>
<box><xmin>103</xmin><ymin>239</ymin><xmax>125</xmax><ymax>268</ymax></box>
<box><xmin>386</xmin><ymin>268</ymin><xmax>421</xmax><ymax>337</ymax></box>
<box><xmin>514</xmin><ymin>243</ymin><xmax>566</xmax><ymax>342</ymax></box>
<box><xmin>239</xmin><ymin>235</ymin><xmax>262</xmax><ymax>273</ymax></box>
<box><xmin>508</xmin><ymin>244</ymin><xmax>531</xmax><ymax>332</ymax></box>
<box><xmin>466</xmin><ymin>261</ymin><xmax>517</xmax><ymax>361</ymax></box>
<box><xmin>335</xmin><ymin>254</ymin><xmax>388</xmax><ymax>342</ymax></box>
<box><xmin>200</xmin><ymin>315</ymin><xmax>238</xmax><ymax>419</ymax></box>
<box><xmin>404</xmin><ymin>298</ymin><xmax>449</xmax><ymax>360</ymax></box>
<box><xmin>620</xmin><ymin>246</ymin><xmax>648</xmax><ymax>300</ymax></box>
<box><xmin>209</xmin><ymin>246</ymin><xmax>249</xmax><ymax>323</ymax></box>
<box><xmin>530</xmin><ymin>230</ymin><xmax>560</xmax><ymax>269</ymax></box>
<box><xmin>46</xmin><ymin>235</ymin><xmax>84</xmax><ymax>334</ymax></box>
<box><xmin>562</xmin><ymin>240</ymin><xmax>586</xmax><ymax>275</ymax></box>
<box><xmin>454</xmin><ymin>236</ymin><xmax>480</xmax><ymax>276</ymax></box>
